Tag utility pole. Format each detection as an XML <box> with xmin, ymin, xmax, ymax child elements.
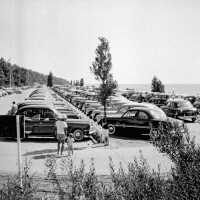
<box><xmin>9</xmin><ymin>69</ymin><xmax>12</xmax><ymax>88</ymax></box>
<box><xmin>7</xmin><ymin>58</ymin><xmax>12</xmax><ymax>88</ymax></box>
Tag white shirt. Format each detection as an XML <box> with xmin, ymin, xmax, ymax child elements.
<box><xmin>56</xmin><ymin>120</ymin><xmax>67</xmax><ymax>135</ymax></box>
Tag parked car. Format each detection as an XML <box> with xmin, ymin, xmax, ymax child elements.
<box><xmin>96</xmin><ymin>102</ymin><xmax>161</xmax><ymax>125</ymax></box>
<box><xmin>161</xmin><ymin>98</ymin><xmax>198</xmax><ymax>122</ymax></box>
<box><xmin>99</xmin><ymin>107</ymin><xmax>177</xmax><ymax>136</ymax></box>
<box><xmin>17</xmin><ymin>100</ymin><xmax>52</xmax><ymax>109</ymax></box>
<box><xmin>16</xmin><ymin>105</ymin><xmax>90</xmax><ymax>141</ymax></box>
<box><xmin>149</xmin><ymin>97</ymin><xmax>168</xmax><ymax>107</ymax></box>
<box><xmin>184</xmin><ymin>96</ymin><xmax>196</xmax><ymax>105</ymax></box>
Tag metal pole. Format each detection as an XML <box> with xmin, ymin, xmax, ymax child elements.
<box><xmin>16</xmin><ymin>115</ymin><xmax>23</xmax><ymax>189</ymax></box>
<box><xmin>9</xmin><ymin>69</ymin><xmax>12</xmax><ymax>88</ymax></box>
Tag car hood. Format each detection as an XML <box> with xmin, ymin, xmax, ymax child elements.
<box><xmin>106</xmin><ymin>113</ymin><xmax>122</xmax><ymax>118</ymax></box>
<box><xmin>180</xmin><ymin>107</ymin><xmax>197</xmax><ymax>112</ymax></box>
<box><xmin>66</xmin><ymin>118</ymin><xmax>90</xmax><ymax>124</ymax></box>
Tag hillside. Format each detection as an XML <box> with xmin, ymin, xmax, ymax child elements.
<box><xmin>0</xmin><ymin>57</ymin><xmax>68</xmax><ymax>87</ymax></box>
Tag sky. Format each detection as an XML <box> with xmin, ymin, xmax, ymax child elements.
<box><xmin>0</xmin><ymin>0</ymin><xmax>200</xmax><ymax>84</ymax></box>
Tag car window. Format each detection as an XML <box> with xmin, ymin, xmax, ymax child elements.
<box><xmin>137</xmin><ymin>111</ymin><xmax>149</xmax><ymax>120</ymax></box>
<box><xmin>19</xmin><ymin>108</ymin><xmax>40</xmax><ymax>119</ymax></box>
<box><xmin>118</xmin><ymin>106</ymin><xmax>128</xmax><ymax>113</ymax></box>
<box><xmin>123</xmin><ymin>110</ymin><xmax>137</xmax><ymax>118</ymax></box>
<box><xmin>41</xmin><ymin>108</ymin><xmax>55</xmax><ymax>119</ymax></box>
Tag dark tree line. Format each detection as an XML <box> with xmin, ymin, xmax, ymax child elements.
<box><xmin>0</xmin><ymin>57</ymin><xmax>68</xmax><ymax>87</ymax></box>
<box><xmin>70</xmin><ymin>78</ymin><xmax>85</xmax><ymax>86</ymax></box>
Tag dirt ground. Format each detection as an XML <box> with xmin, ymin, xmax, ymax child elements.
<box><xmin>0</xmin><ymin>89</ymin><xmax>199</xmax><ymax>179</ymax></box>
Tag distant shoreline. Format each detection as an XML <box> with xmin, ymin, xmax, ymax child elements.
<box><xmin>118</xmin><ymin>84</ymin><xmax>200</xmax><ymax>95</ymax></box>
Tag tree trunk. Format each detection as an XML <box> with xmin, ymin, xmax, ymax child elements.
<box><xmin>104</xmin><ymin>102</ymin><xmax>107</xmax><ymax>119</ymax></box>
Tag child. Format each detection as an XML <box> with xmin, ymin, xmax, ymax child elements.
<box><xmin>66</xmin><ymin>132</ymin><xmax>74</xmax><ymax>156</ymax></box>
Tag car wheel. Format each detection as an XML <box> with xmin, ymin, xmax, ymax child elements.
<box><xmin>73</xmin><ymin>129</ymin><xmax>84</xmax><ymax>141</ymax></box>
<box><xmin>107</xmin><ymin>124</ymin><xmax>116</xmax><ymax>135</ymax></box>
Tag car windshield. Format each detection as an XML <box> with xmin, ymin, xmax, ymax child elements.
<box><xmin>150</xmin><ymin>109</ymin><xmax>167</xmax><ymax>120</ymax></box>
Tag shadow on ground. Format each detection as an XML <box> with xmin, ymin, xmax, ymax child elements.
<box><xmin>109</xmin><ymin>134</ymin><xmax>150</xmax><ymax>141</ymax></box>
<box><xmin>0</xmin><ymin>137</ymin><xmax>90</xmax><ymax>143</ymax></box>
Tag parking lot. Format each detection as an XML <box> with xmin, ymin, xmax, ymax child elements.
<box><xmin>0</xmin><ymin>88</ymin><xmax>200</xmax><ymax>177</ymax></box>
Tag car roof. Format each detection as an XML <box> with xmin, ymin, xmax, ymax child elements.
<box><xmin>168</xmin><ymin>98</ymin><xmax>187</xmax><ymax>102</ymax></box>
<box><xmin>18</xmin><ymin>104</ymin><xmax>56</xmax><ymax>110</ymax></box>
<box><xmin>128</xmin><ymin>107</ymin><xmax>154</xmax><ymax>112</ymax></box>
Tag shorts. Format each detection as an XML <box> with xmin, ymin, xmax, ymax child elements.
<box><xmin>57</xmin><ymin>134</ymin><xmax>66</xmax><ymax>142</ymax></box>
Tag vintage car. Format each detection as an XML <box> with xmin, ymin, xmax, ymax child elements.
<box><xmin>99</xmin><ymin>107</ymin><xmax>176</xmax><ymax>135</ymax></box>
<box><xmin>161</xmin><ymin>98</ymin><xmax>198</xmax><ymax>122</ymax></box>
<box><xmin>16</xmin><ymin>105</ymin><xmax>90</xmax><ymax>141</ymax></box>
<box><xmin>96</xmin><ymin>102</ymin><xmax>161</xmax><ymax>125</ymax></box>
<box><xmin>184</xmin><ymin>96</ymin><xmax>196</xmax><ymax>105</ymax></box>
<box><xmin>149</xmin><ymin>97</ymin><xmax>168</xmax><ymax>107</ymax></box>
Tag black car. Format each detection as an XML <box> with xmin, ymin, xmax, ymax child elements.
<box><xmin>161</xmin><ymin>98</ymin><xmax>197</xmax><ymax>122</ymax></box>
<box><xmin>99</xmin><ymin>107</ymin><xmax>171</xmax><ymax>135</ymax></box>
<box><xmin>16</xmin><ymin>105</ymin><xmax>90</xmax><ymax>141</ymax></box>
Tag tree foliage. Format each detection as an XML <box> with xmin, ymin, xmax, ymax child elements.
<box><xmin>90</xmin><ymin>37</ymin><xmax>117</xmax><ymax>117</ymax></box>
<box><xmin>80</xmin><ymin>78</ymin><xmax>84</xmax><ymax>86</ymax></box>
<box><xmin>151</xmin><ymin>76</ymin><xmax>165</xmax><ymax>93</ymax></box>
<box><xmin>0</xmin><ymin>57</ymin><xmax>68</xmax><ymax>87</ymax></box>
<box><xmin>47</xmin><ymin>72</ymin><xmax>53</xmax><ymax>87</ymax></box>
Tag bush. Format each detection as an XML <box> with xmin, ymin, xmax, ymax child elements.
<box><xmin>0</xmin><ymin>160</ymin><xmax>37</xmax><ymax>200</ymax></box>
<box><xmin>109</xmin><ymin>156</ymin><xmax>166</xmax><ymax>200</ymax></box>
<box><xmin>150</xmin><ymin>120</ymin><xmax>200</xmax><ymax>199</ymax></box>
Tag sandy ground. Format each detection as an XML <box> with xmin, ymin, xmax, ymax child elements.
<box><xmin>0</xmin><ymin>89</ymin><xmax>199</xmax><ymax>177</ymax></box>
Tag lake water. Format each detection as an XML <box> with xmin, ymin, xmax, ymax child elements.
<box><xmin>119</xmin><ymin>84</ymin><xmax>200</xmax><ymax>96</ymax></box>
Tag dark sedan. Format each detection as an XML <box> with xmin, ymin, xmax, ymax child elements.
<box><xmin>161</xmin><ymin>98</ymin><xmax>197</xmax><ymax>122</ymax></box>
<box><xmin>16</xmin><ymin>105</ymin><xmax>90</xmax><ymax>141</ymax></box>
<box><xmin>99</xmin><ymin>107</ymin><xmax>179</xmax><ymax>136</ymax></box>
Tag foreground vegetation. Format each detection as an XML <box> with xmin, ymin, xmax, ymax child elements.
<box><xmin>0</xmin><ymin>121</ymin><xmax>200</xmax><ymax>199</ymax></box>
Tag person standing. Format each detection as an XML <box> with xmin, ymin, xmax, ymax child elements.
<box><xmin>55</xmin><ymin>115</ymin><xmax>68</xmax><ymax>156</ymax></box>
<box><xmin>10</xmin><ymin>101</ymin><xmax>18</xmax><ymax>115</ymax></box>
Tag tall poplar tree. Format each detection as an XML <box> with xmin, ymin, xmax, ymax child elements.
<box><xmin>90</xmin><ymin>37</ymin><xmax>117</xmax><ymax>118</ymax></box>
<box><xmin>47</xmin><ymin>72</ymin><xmax>53</xmax><ymax>87</ymax></box>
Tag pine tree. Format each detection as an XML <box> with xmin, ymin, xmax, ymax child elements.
<box><xmin>80</xmin><ymin>78</ymin><xmax>84</xmax><ymax>86</ymax></box>
<box><xmin>47</xmin><ymin>72</ymin><xmax>53</xmax><ymax>87</ymax></box>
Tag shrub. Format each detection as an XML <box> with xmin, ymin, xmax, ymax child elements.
<box><xmin>109</xmin><ymin>156</ymin><xmax>166</xmax><ymax>200</ymax></box>
<box><xmin>0</xmin><ymin>160</ymin><xmax>37</xmax><ymax>200</ymax></box>
<box><xmin>150</xmin><ymin>120</ymin><xmax>200</xmax><ymax>199</ymax></box>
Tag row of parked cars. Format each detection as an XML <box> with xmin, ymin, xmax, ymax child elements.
<box><xmin>12</xmin><ymin>87</ymin><xmax>94</xmax><ymax>141</ymax></box>
<box><xmin>122</xmin><ymin>91</ymin><xmax>199</xmax><ymax>123</ymax></box>
<box><xmin>53</xmin><ymin>86</ymin><xmax>185</xmax><ymax>136</ymax></box>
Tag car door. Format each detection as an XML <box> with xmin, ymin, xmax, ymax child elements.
<box><xmin>39</xmin><ymin>108</ymin><xmax>56</xmax><ymax>135</ymax></box>
<box><xmin>18</xmin><ymin>108</ymin><xmax>41</xmax><ymax>134</ymax></box>
<box><xmin>135</xmin><ymin>111</ymin><xmax>151</xmax><ymax>134</ymax></box>
<box><xmin>120</xmin><ymin>110</ymin><xmax>138</xmax><ymax>132</ymax></box>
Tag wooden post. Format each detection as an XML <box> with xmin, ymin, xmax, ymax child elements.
<box><xmin>16</xmin><ymin>115</ymin><xmax>23</xmax><ymax>190</ymax></box>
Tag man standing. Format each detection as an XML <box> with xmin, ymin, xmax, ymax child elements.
<box><xmin>10</xmin><ymin>101</ymin><xmax>18</xmax><ymax>115</ymax></box>
<box><xmin>55</xmin><ymin>114</ymin><xmax>68</xmax><ymax>156</ymax></box>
